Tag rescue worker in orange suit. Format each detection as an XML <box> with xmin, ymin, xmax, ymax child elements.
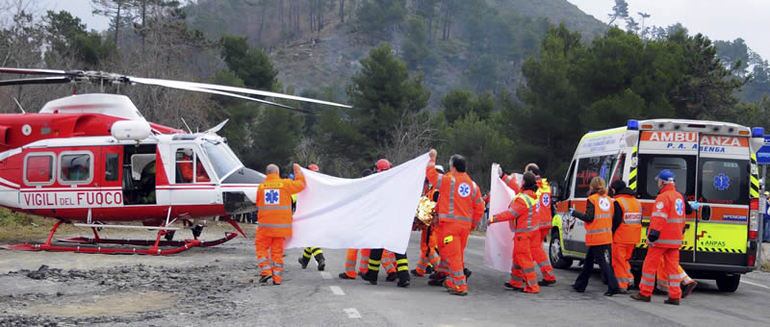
<box><xmin>570</xmin><ymin>176</ymin><xmax>623</xmax><ymax>296</ymax></box>
<box><xmin>609</xmin><ymin>180</ymin><xmax>642</xmax><ymax>292</ymax></box>
<box><xmin>178</xmin><ymin>149</ymin><xmax>210</xmax><ymax>183</ymax></box>
<box><xmin>299</xmin><ymin>163</ymin><xmax>326</xmax><ymax>271</ymax></box>
<box><xmin>363</xmin><ymin>159</ymin><xmax>412</xmax><ymax>287</ymax></box>
<box><xmin>412</xmin><ymin>165</ymin><xmax>444</xmax><ymax>277</ymax></box>
<box><xmin>425</xmin><ymin>149</ymin><xmax>485</xmax><ymax>296</ymax></box>
<box><xmin>489</xmin><ymin>172</ymin><xmax>542</xmax><ymax>294</ymax></box>
<box><xmin>255</xmin><ymin>163</ymin><xmax>306</xmax><ymax>285</ymax></box>
<box><xmin>526</xmin><ymin>166</ymin><xmax>557</xmax><ymax>286</ymax></box>
<box><xmin>631</xmin><ymin>169</ymin><xmax>686</xmax><ymax>305</ymax></box>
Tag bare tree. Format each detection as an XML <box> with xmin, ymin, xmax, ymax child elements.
<box><xmin>377</xmin><ymin>113</ymin><xmax>437</xmax><ymax>165</ymax></box>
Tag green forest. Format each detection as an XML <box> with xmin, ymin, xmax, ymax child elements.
<box><xmin>1</xmin><ymin>0</ymin><xmax>769</xmax><ymax>189</ymax></box>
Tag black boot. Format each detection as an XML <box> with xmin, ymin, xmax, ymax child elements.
<box><xmin>362</xmin><ymin>270</ymin><xmax>378</xmax><ymax>285</ymax></box>
<box><xmin>316</xmin><ymin>253</ymin><xmax>326</xmax><ymax>271</ymax></box>
<box><xmin>298</xmin><ymin>256</ymin><xmax>310</xmax><ymax>269</ymax></box>
<box><xmin>464</xmin><ymin>268</ymin><xmax>472</xmax><ymax>280</ymax></box>
<box><xmin>386</xmin><ymin>272</ymin><xmax>398</xmax><ymax>282</ymax></box>
<box><xmin>397</xmin><ymin>270</ymin><xmax>411</xmax><ymax>288</ymax></box>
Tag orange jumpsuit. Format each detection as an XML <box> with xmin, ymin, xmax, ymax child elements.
<box><xmin>612</xmin><ymin>193</ymin><xmax>642</xmax><ymax>290</ymax></box>
<box><xmin>255</xmin><ymin>167</ymin><xmax>305</xmax><ymax>284</ymax></box>
<box><xmin>415</xmin><ymin>188</ymin><xmax>440</xmax><ymax>276</ymax></box>
<box><xmin>426</xmin><ymin>162</ymin><xmax>485</xmax><ymax>294</ymax></box>
<box><xmin>343</xmin><ymin>248</ymin><xmax>371</xmax><ymax>278</ymax></box>
<box><xmin>491</xmin><ymin>190</ymin><xmax>541</xmax><ymax>293</ymax></box>
<box><xmin>532</xmin><ymin>178</ymin><xmax>556</xmax><ymax>283</ymax></box>
<box><xmin>639</xmin><ymin>183</ymin><xmax>686</xmax><ymax>300</ymax></box>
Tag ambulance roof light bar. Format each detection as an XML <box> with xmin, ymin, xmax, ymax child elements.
<box><xmin>627</xmin><ymin>119</ymin><xmax>639</xmax><ymax>130</ymax></box>
<box><xmin>752</xmin><ymin>127</ymin><xmax>764</xmax><ymax>138</ymax></box>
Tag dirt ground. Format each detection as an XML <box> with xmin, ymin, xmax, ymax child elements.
<box><xmin>0</xmin><ymin>222</ymin><xmax>262</xmax><ymax>327</ymax></box>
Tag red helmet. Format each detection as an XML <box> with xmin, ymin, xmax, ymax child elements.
<box><xmin>376</xmin><ymin>159</ymin><xmax>392</xmax><ymax>172</ymax></box>
<box><xmin>308</xmin><ymin>164</ymin><xmax>320</xmax><ymax>172</ymax></box>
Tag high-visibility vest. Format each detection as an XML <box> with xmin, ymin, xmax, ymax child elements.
<box><xmin>649</xmin><ymin>184</ymin><xmax>686</xmax><ymax>249</ymax></box>
<box><xmin>510</xmin><ymin>192</ymin><xmax>539</xmax><ymax>233</ymax></box>
<box><xmin>256</xmin><ymin>173</ymin><xmax>306</xmax><ymax>237</ymax></box>
<box><xmin>434</xmin><ymin>172</ymin><xmax>483</xmax><ymax>228</ymax></box>
<box><xmin>585</xmin><ymin>193</ymin><xmax>614</xmax><ymax>246</ymax></box>
<box><xmin>536</xmin><ymin>179</ymin><xmax>553</xmax><ymax>229</ymax></box>
<box><xmin>613</xmin><ymin>194</ymin><xmax>642</xmax><ymax>245</ymax></box>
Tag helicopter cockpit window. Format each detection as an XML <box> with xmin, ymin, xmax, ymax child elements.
<box><xmin>59</xmin><ymin>152</ymin><xmax>92</xmax><ymax>184</ymax></box>
<box><xmin>202</xmin><ymin>141</ymin><xmax>241</xmax><ymax>179</ymax></box>
<box><xmin>175</xmin><ymin>148</ymin><xmax>211</xmax><ymax>184</ymax></box>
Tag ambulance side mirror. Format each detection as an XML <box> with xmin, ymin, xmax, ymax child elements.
<box><xmin>552</xmin><ymin>184</ymin><xmax>563</xmax><ymax>201</ymax></box>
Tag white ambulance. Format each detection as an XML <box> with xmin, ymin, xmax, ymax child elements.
<box><xmin>548</xmin><ymin>119</ymin><xmax>764</xmax><ymax>292</ymax></box>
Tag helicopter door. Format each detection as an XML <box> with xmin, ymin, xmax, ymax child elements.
<box><xmin>122</xmin><ymin>144</ymin><xmax>157</xmax><ymax>205</ymax></box>
<box><xmin>171</xmin><ymin>147</ymin><xmax>218</xmax><ymax>212</ymax></box>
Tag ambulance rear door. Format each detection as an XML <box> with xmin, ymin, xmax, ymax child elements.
<box><xmin>636</xmin><ymin>131</ymin><xmax>699</xmax><ymax>263</ymax></box>
<box><xmin>695</xmin><ymin>135</ymin><xmax>750</xmax><ymax>265</ymax></box>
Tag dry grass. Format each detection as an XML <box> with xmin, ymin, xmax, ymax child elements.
<box><xmin>0</xmin><ymin>209</ymin><xmax>74</xmax><ymax>242</ymax></box>
<box><xmin>0</xmin><ymin>208</ymin><xmax>255</xmax><ymax>243</ymax></box>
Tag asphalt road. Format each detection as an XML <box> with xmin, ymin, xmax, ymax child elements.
<box><xmin>1</xmin><ymin>228</ymin><xmax>770</xmax><ymax>326</ymax></box>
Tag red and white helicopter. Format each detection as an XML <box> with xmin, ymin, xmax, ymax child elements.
<box><xmin>0</xmin><ymin>67</ymin><xmax>350</xmax><ymax>255</ymax></box>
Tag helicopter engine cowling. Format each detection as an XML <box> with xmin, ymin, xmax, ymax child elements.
<box><xmin>111</xmin><ymin>120</ymin><xmax>151</xmax><ymax>141</ymax></box>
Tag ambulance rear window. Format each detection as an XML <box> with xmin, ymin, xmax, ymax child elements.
<box><xmin>699</xmin><ymin>159</ymin><xmax>748</xmax><ymax>205</ymax></box>
<box><xmin>638</xmin><ymin>155</ymin><xmax>695</xmax><ymax>200</ymax></box>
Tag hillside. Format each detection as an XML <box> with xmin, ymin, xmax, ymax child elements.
<box><xmin>185</xmin><ymin>0</ymin><xmax>608</xmax><ymax>107</ymax></box>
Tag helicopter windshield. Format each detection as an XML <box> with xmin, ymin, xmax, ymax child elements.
<box><xmin>201</xmin><ymin>140</ymin><xmax>242</xmax><ymax>179</ymax></box>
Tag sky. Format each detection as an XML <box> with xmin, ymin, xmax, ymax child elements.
<box><xmin>23</xmin><ymin>0</ymin><xmax>770</xmax><ymax>60</ymax></box>
<box><xmin>568</xmin><ymin>0</ymin><xmax>770</xmax><ymax>59</ymax></box>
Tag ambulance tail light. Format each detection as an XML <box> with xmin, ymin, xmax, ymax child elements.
<box><xmin>748</xmin><ymin>254</ymin><xmax>756</xmax><ymax>267</ymax></box>
<box><xmin>749</xmin><ymin>198</ymin><xmax>759</xmax><ymax>241</ymax></box>
<box><xmin>751</xmin><ymin>127</ymin><xmax>764</xmax><ymax>138</ymax></box>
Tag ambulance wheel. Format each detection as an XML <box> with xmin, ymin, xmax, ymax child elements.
<box><xmin>716</xmin><ymin>274</ymin><xmax>740</xmax><ymax>292</ymax></box>
<box><xmin>549</xmin><ymin>230</ymin><xmax>573</xmax><ymax>269</ymax></box>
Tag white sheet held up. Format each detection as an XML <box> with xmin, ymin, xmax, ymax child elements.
<box><xmin>285</xmin><ymin>153</ymin><xmax>430</xmax><ymax>254</ymax></box>
<box><xmin>483</xmin><ymin>164</ymin><xmax>518</xmax><ymax>272</ymax></box>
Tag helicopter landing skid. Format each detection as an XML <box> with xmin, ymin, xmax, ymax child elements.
<box><xmin>4</xmin><ymin>220</ymin><xmax>242</xmax><ymax>255</ymax></box>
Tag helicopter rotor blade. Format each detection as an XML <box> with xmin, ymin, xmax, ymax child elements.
<box><xmin>0</xmin><ymin>67</ymin><xmax>70</xmax><ymax>76</ymax></box>
<box><xmin>135</xmin><ymin>78</ymin><xmax>312</xmax><ymax>113</ymax></box>
<box><xmin>129</xmin><ymin>77</ymin><xmax>352</xmax><ymax>109</ymax></box>
<box><xmin>0</xmin><ymin>67</ymin><xmax>352</xmax><ymax>110</ymax></box>
<box><xmin>0</xmin><ymin>76</ymin><xmax>72</xmax><ymax>86</ymax></box>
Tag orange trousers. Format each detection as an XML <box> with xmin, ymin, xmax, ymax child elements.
<box><xmin>415</xmin><ymin>227</ymin><xmax>440</xmax><ymax>275</ymax></box>
<box><xmin>512</xmin><ymin>232</ymin><xmax>540</xmax><ymax>293</ymax></box>
<box><xmin>343</xmin><ymin>249</ymin><xmax>371</xmax><ymax>278</ymax></box>
<box><xmin>639</xmin><ymin>246</ymin><xmax>682</xmax><ymax>299</ymax></box>
<box><xmin>437</xmin><ymin>223</ymin><xmax>469</xmax><ymax>292</ymax></box>
<box><xmin>531</xmin><ymin>227</ymin><xmax>555</xmax><ymax>282</ymax></box>
<box><xmin>255</xmin><ymin>231</ymin><xmax>285</xmax><ymax>283</ymax></box>
<box><xmin>612</xmin><ymin>242</ymin><xmax>636</xmax><ymax>289</ymax></box>
<box><xmin>656</xmin><ymin>264</ymin><xmax>693</xmax><ymax>291</ymax></box>
<box><xmin>382</xmin><ymin>250</ymin><xmax>397</xmax><ymax>274</ymax></box>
